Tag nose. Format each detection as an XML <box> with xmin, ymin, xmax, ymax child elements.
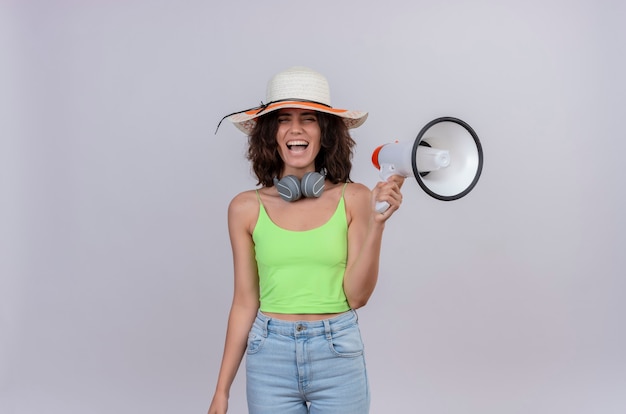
<box><xmin>289</xmin><ymin>118</ymin><xmax>303</xmax><ymax>134</ymax></box>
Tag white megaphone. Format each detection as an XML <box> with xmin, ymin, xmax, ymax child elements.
<box><xmin>372</xmin><ymin>117</ymin><xmax>483</xmax><ymax>213</ymax></box>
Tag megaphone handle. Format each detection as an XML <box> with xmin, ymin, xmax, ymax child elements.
<box><xmin>375</xmin><ymin>200</ymin><xmax>390</xmax><ymax>214</ymax></box>
<box><xmin>375</xmin><ymin>163</ymin><xmax>399</xmax><ymax>214</ymax></box>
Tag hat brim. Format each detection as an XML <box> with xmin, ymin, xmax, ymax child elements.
<box><xmin>227</xmin><ymin>100</ymin><xmax>368</xmax><ymax>134</ymax></box>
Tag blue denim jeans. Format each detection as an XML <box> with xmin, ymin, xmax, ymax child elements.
<box><xmin>246</xmin><ymin>310</ymin><xmax>370</xmax><ymax>414</ymax></box>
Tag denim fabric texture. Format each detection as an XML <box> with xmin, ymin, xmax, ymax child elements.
<box><xmin>246</xmin><ymin>310</ymin><xmax>370</xmax><ymax>413</ymax></box>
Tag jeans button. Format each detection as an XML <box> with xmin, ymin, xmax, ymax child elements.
<box><xmin>296</xmin><ymin>324</ymin><xmax>305</xmax><ymax>332</ymax></box>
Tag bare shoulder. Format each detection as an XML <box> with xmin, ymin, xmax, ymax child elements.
<box><xmin>344</xmin><ymin>182</ymin><xmax>372</xmax><ymax>203</ymax></box>
<box><xmin>344</xmin><ymin>182</ymin><xmax>372</xmax><ymax>223</ymax></box>
<box><xmin>228</xmin><ymin>190</ymin><xmax>260</xmax><ymax>231</ymax></box>
<box><xmin>229</xmin><ymin>189</ymin><xmax>258</xmax><ymax>210</ymax></box>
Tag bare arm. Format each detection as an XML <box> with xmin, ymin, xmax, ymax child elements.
<box><xmin>208</xmin><ymin>193</ymin><xmax>260</xmax><ymax>414</ymax></box>
<box><xmin>343</xmin><ymin>177</ymin><xmax>403</xmax><ymax>309</ymax></box>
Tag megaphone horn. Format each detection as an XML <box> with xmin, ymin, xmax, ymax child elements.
<box><xmin>372</xmin><ymin>117</ymin><xmax>483</xmax><ymax>212</ymax></box>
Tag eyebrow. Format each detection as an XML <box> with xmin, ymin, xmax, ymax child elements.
<box><xmin>278</xmin><ymin>110</ymin><xmax>317</xmax><ymax>117</ymax></box>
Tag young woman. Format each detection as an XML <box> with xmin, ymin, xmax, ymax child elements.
<box><xmin>208</xmin><ymin>66</ymin><xmax>403</xmax><ymax>414</ymax></box>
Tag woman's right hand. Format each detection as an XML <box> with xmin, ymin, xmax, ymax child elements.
<box><xmin>208</xmin><ymin>394</ymin><xmax>228</xmax><ymax>414</ymax></box>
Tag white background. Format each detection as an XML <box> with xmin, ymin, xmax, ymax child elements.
<box><xmin>2</xmin><ymin>0</ymin><xmax>625</xmax><ymax>413</ymax></box>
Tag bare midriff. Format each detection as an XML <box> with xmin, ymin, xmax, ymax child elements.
<box><xmin>262</xmin><ymin>312</ymin><xmax>344</xmax><ymax>321</ymax></box>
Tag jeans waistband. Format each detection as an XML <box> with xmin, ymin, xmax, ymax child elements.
<box><xmin>254</xmin><ymin>310</ymin><xmax>358</xmax><ymax>338</ymax></box>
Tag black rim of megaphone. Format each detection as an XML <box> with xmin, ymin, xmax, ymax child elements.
<box><xmin>411</xmin><ymin>117</ymin><xmax>484</xmax><ymax>201</ymax></box>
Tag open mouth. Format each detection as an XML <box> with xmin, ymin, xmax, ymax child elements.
<box><xmin>286</xmin><ymin>140</ymin><xmax>309</xmax><ymax>151</ymax></box>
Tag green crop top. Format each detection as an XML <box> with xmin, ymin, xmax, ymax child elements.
<box><xmin>252</xmin><ymin>185</ymin><xmax>350</xmax><ymax>314</ymax></box>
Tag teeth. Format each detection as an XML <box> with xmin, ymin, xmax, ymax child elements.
<box><xmin>287</xmin><ymin>140</ymin><xmax>308</xmax><ymax>150</ymax></box>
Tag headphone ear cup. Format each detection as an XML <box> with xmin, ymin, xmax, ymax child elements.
<box><xmin>274</xmin><ymin>175</ymin><xmax>302</xmax><ymax>202</ymax></box>
<box><xmin>301</xmin><ymin>172</ymin><xmax>325</xmax><ymax>198</ymax></box>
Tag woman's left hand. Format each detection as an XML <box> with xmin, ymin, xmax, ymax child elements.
<box><xmin>372</xmin><ymin>175</ymin><xmax>404</xmax><ymax>220</ymax></box>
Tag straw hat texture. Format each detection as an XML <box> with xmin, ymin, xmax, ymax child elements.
<box><xmin>225</xmin><ymin>66</ymin><xmax>368</xmax><ymax>134</ymax></box>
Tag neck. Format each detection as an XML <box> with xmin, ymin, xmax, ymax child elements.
<box><xmin>281</xmin><ymin>167</ymin><xmax>317</xmax><ymax>179</ymax></box>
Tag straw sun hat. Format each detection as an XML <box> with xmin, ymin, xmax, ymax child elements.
<box><xmin>220</xmin><ymin>66</ymin><xmax>368</xmax><ymax>134</ymax></box>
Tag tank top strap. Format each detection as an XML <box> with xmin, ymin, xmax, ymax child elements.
<box><xmin>256</xmin><ymin>189</ymin><xmax>267</xmax><ymax>209</ymax></box>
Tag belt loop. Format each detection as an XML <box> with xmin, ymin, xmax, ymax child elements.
<box><xmin>260</xmin><ymin>312</ymin><xmax>270</xmax><ymax>337</ymax></box>
<box><xmin>323</xmin><ymin>319</ymin><xmax>332</xmax><ymax>340</ymax></box>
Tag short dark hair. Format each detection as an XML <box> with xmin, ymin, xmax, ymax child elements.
<box><xmin>247</xmin><ymin>111</ymin><xmax>356</xmax><ymax>187</ymax></box>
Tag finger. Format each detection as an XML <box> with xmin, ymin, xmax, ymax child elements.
<box><xmin>372</xmin><ymin>188</ymin><xmax>402</xmax><ymax>216</ymax></box>
<box><xmin>387</xmin><ymin>175</ymin><xmax>406</xmax><ymax>188</ymax></box>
